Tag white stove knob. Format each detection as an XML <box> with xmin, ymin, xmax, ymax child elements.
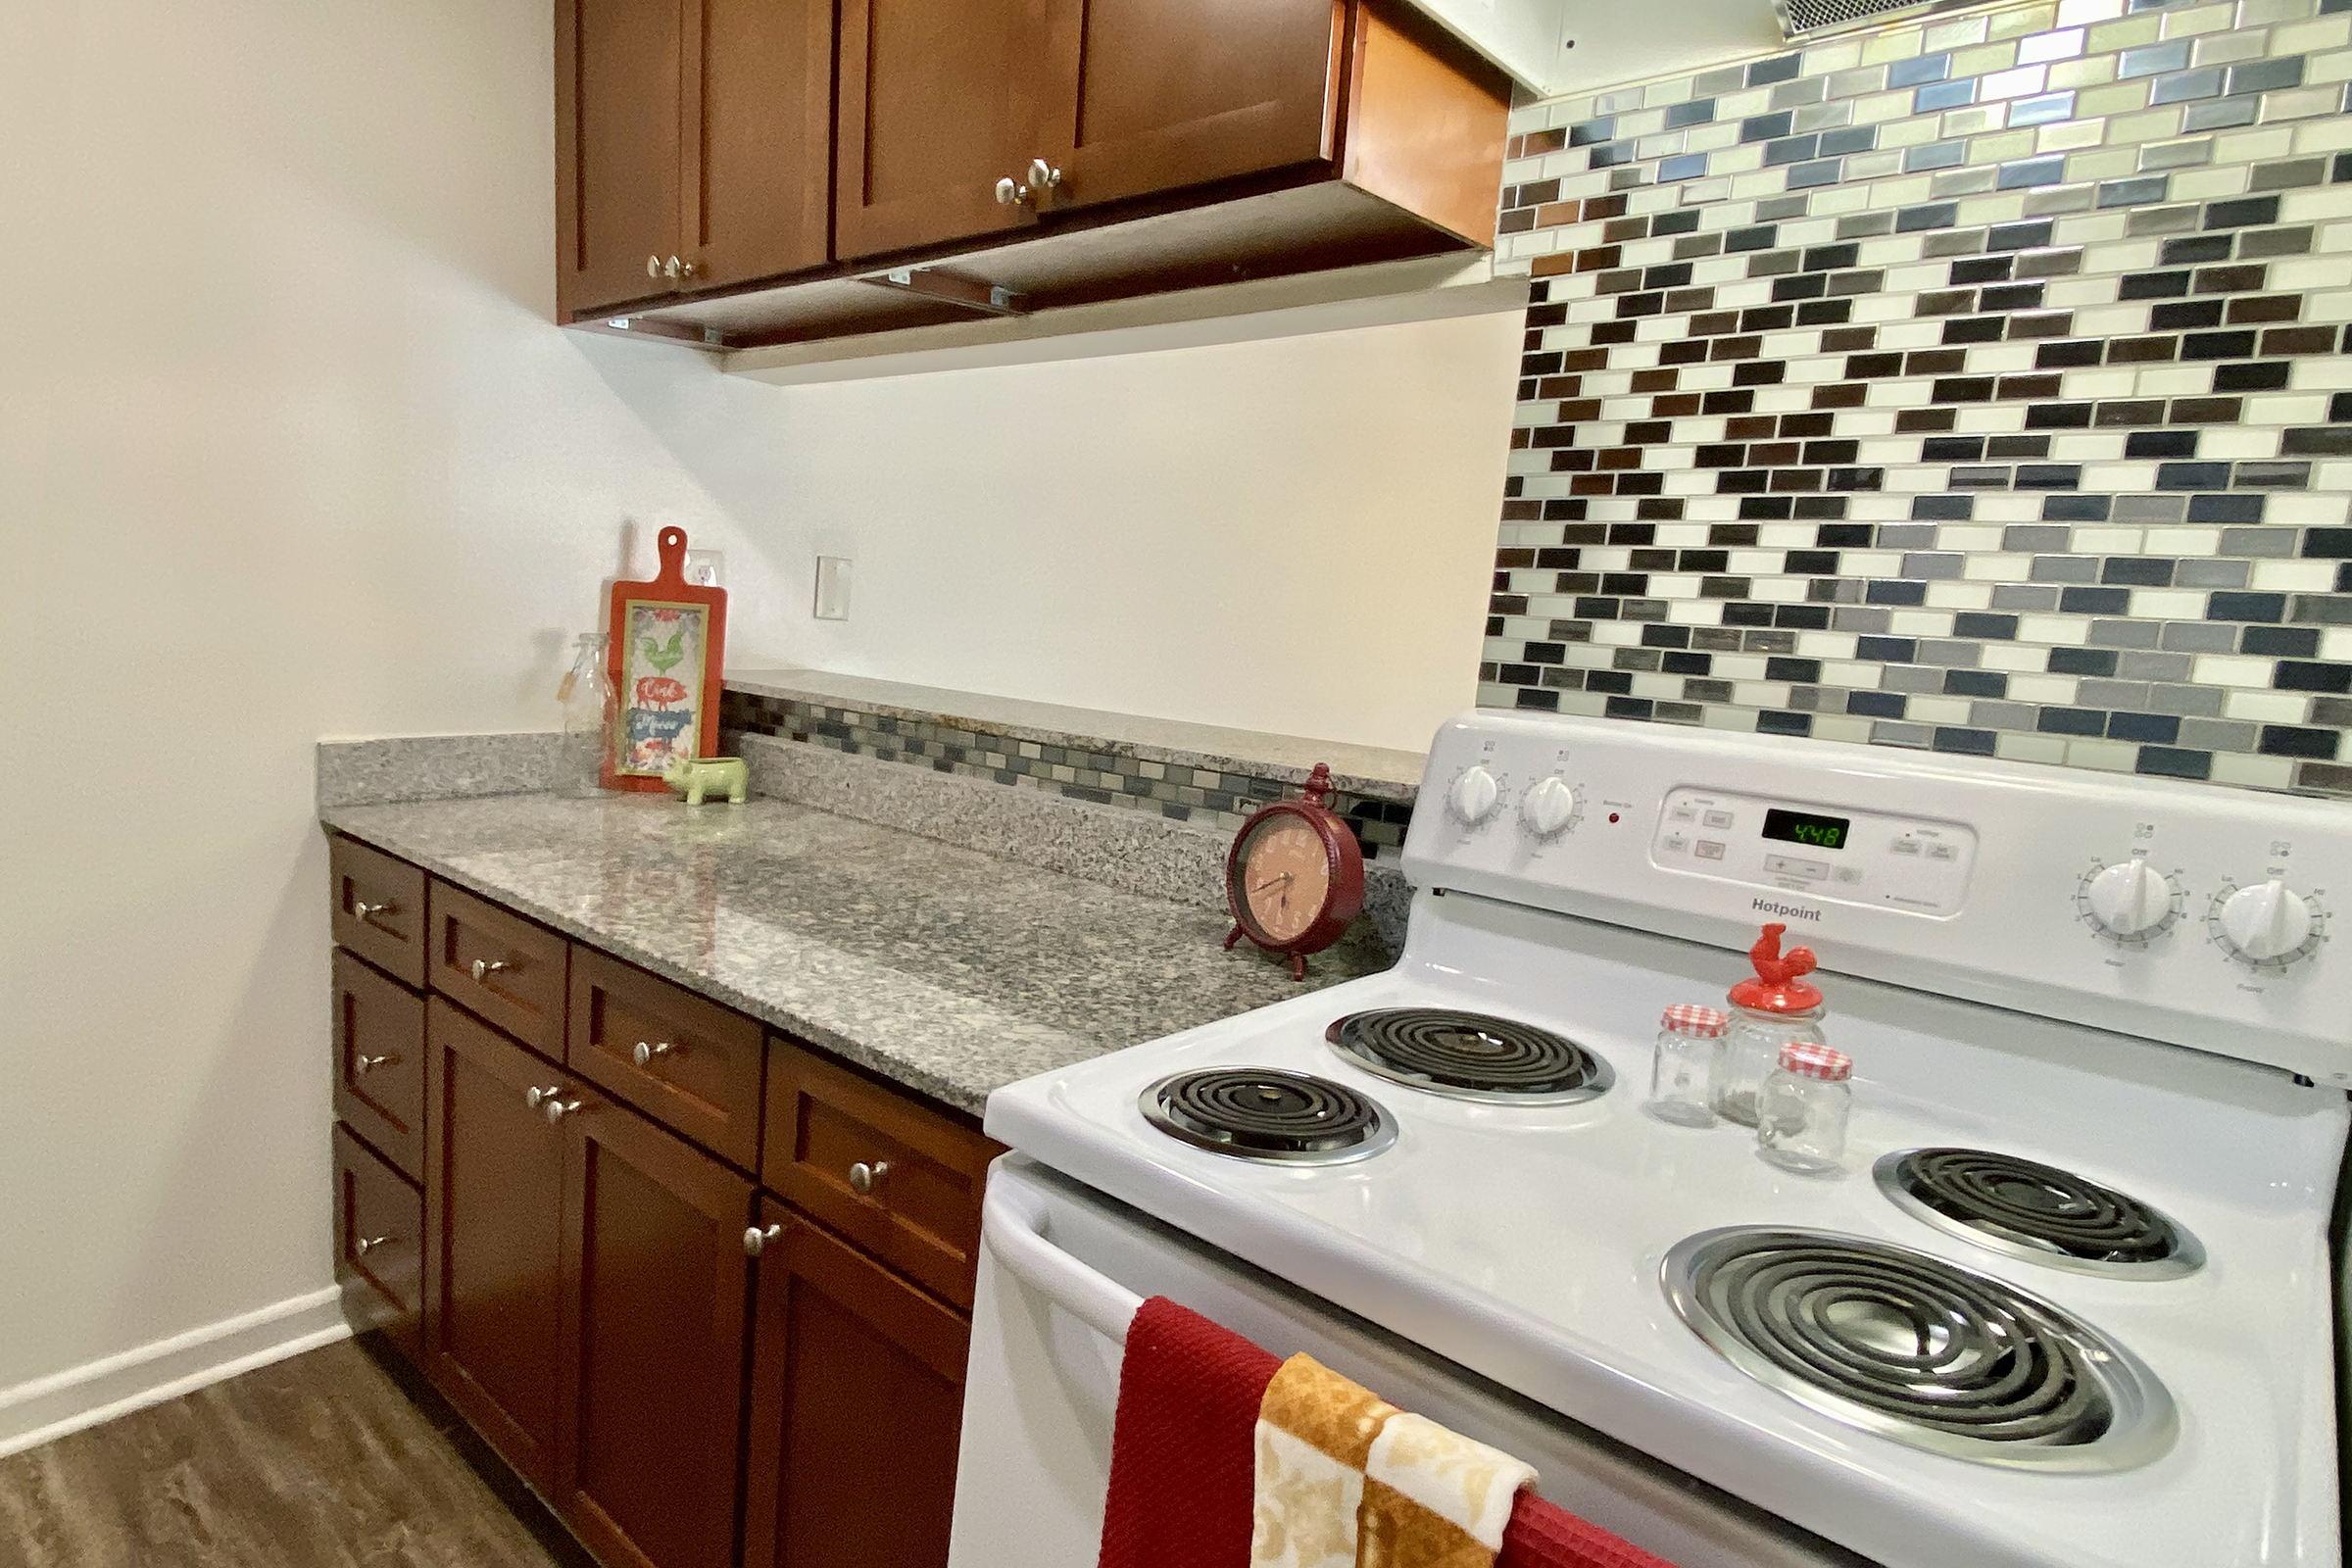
<box><xmin>1447</xmin><ymin>765</ymin><xmax>1500</xmax><ymax>827</ymax></box>
<box><xmin>2214</xmin><ymin>878</ymin><xmax>2318</xmax><ymax>965</ymax></box>
<box><xmin>1519</xmin><ymin>776</ymin><xmax>1579</xmax><ymax>839</ymax></box>
<box><xmin>2082</xmin><ymin>860</ymin><xmax>2176</xmax><ymax>939</ymax></box>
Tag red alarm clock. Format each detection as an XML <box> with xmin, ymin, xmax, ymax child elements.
<box><xmin>1222</xmin><ymin>763</ymin><xmax>1365</xmax><ymax>980</ymax></box>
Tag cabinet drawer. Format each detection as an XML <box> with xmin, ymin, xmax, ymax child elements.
<box><xmin>427</xmin><ymin>881</ymin><xmax>568</xmax><ymax>1054</ymax></box>
<box><xmin>333</xmin><ymin>1124</ymin><xmax>423</xmax><ymax>1359</ymax></box>
<box><xmin>332</xmin><ymin>951</ymin><xmax>426</xmax><ymax>1182</ymax></box>
<box><xmin>567</xmin><ymin>947</ymin><xmax>765</xmax><ymax>1171</ymax></box>
<box><xmin>762</xmin><ymin>1042</ymin><xmax>998</xmax><ymax>1307</ymax></box>
<box><xmin>330</xmin><ymin>836</ymin><xmax>427</xmax><ymax>986</ymax></box>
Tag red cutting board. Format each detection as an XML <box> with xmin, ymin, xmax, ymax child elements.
<box><xmin>605</xmin><ymin>525</ymin><xmax>728</xmax><ymax>791</ymax></box>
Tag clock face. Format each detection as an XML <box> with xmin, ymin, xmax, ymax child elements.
<box><xmin>1236</xmin><ymin>812</ymin><xmax>1333</xmax><ymax>945</ymax></box>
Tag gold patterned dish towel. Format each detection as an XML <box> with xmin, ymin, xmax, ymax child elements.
<box><xmin>1250</xmin><ymin>1353</ymin><xmax>1538</xmax><ymax>1568</ymax></box>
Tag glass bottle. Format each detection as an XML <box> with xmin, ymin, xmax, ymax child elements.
<box><xmin>1713</xmin><ymin>922</ymin><xmax>1828</xmax><ymax>1127</ymax></box>
<box><xmin>1756</xmin><ymin>1041</ymin><xmax>1853</xmax><ymax>1177</ymax></box>
<box><xmin>557</xmin><ymin>632</ymin><xmax>616</xmax><ymax>797</ymax></box>
<box><xmin>1649</xmin><ymin>1004</ymin><xmax>1729</xmax><ymax>1128</ymax></box>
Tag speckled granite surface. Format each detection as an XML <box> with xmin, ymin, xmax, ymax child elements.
<box><xmin>318</xmin><ymin>733</ymin><xmax>564</xmax><ymax>808</ymax></box>
<box><xmin>320</xmin><ymin>793</ymin><xmax>1394</xmax><ymax>1116</ymax></box>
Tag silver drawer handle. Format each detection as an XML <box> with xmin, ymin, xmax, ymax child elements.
<box><xmin>354</xmin><ymin>1234</ymin><xmax>393</xmax><ymax>1256</ymax></box>
<box><xmin>469</xmin><ymin>958</ymin><xmax>513</xmax><ymax>982</ymax></box>
<box><xmin>542</xmin><ymin>1096</ymin><xmax>584</xmax><ymax>1124</ymax></box>
<box><xmin>524</xmin><ymin>1084</ymin><xmax>563</xmax><ymax>1110</ymax></box>
<box><xmin>353</xmin><ymin>900</ymin><xmax>396</xmax><ymax>922</ymax></box>
<box><xmin>354</xmin><ymin>1053</ymin><xmax>394</xmax><ymax>1074</ymax></box>
<box><xmin>744</xmin><ymin>1222</ymin><xmax>783</xmax><ymax>1257</ymax></box>
<box><xmin>848</xmin><ymin>1160</ymin><xmax>890</xmax><ymax>1197</ymax></box>
<box><xmin>631</xmin><ymin>1040</ymin><xmax>676</xmax><ymax>1067</ymax></box>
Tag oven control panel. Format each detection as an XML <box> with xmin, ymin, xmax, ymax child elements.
<box><xmin>1403</xmin><ymin>710</ymin><xmax>2350</xmax><ymax>1086</ymax></box>
<box><xmin>1647</xmin><ymin>787</ymin><xmax>1978</xmax><ymax>916</ymax></box>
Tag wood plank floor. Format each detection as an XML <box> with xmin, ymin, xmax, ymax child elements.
<box><xmin>0</xmin><ymin>1339</ymin><xmax>595</xmax><ymax>1568</ymax></box>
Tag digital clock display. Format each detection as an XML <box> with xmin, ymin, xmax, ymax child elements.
<box><xmin>1762</xmin><ymin>808</ymin><xmax>1851</xmax><ymax>852</ymax></box>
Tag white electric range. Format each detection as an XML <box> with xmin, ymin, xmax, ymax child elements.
<box><xmin>948</xmin><ymin>711</ymin><xmax>2351</xmax><ymax>1568</ymax></box>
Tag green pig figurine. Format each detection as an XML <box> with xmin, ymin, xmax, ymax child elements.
<box><xmin>661</xmin><ymin>755</ymin><xmax>750</xmax><ymax>806</ymax></box>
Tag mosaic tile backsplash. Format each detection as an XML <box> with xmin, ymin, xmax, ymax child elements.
<box><xmin>719</xmin><ymin>690</ymin><xmax>1419</xmax><ymax>858</ymax></box>
<box><xmin>1483</xmin><ymin>0</ymin><xmax>2352</xmax><ymax>796</ymax></box>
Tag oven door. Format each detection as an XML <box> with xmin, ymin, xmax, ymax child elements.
<box><xmin>949</xmin><ymin>1155</ymin><xmax>1871</xmax><ymax>1568</ymax></box>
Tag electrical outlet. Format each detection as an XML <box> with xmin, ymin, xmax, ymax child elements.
<box><xmin>684</xmin><ymin>549</ymin><xmax>725</xmax><ymax>589</ymax></box>
<box><xmin>814</xmin><ymin>556</ymin><xmax>853</xmax><ymax>621</ymax></box>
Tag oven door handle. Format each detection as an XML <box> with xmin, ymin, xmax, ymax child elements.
<box><xmin>983</xmin><ymin>1182</ymin><xmax>1146</xmax><ymax>1346</ymax></box>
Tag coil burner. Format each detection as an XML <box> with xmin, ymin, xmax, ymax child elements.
<box><xmin>1663</xmin><ymin>1227</ymin><xmax>2176</xmax><ymax>1472</ymax></box>
<box><xmin>1140</xmin><ymin>1068</ymin><xmax>1397</xmax><ymax>1165</ymax></box>
<box><xmin>1326</xmin><ymin>1008</ymin><xmax>1612</xmax><ymax>1104</ymax></box>
<box><xmin>1876</xmin><ymin>1148</ymin><xmax>2204</xmax><ymax>1280</ymax></box>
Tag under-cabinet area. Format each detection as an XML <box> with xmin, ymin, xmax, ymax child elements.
<box><xmin>327</xmin><ymin>830</ymin><xmax>998</xmax><ymax>1568</ymax></box>
<box><xmin>558</xmin><ymin>0</ymin><xmax>1512</xmax><ymax>350</ymax></box>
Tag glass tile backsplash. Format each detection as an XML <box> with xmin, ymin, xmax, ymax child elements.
<box><xmin>1483</xmin><ymin>0</ymin><xmax>2352</xmax><ymax>796</ymax></box>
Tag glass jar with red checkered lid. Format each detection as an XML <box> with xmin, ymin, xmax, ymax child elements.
<box><xmin>1649</xmin><ymin>1004</ymin><xmax>1730</xmax><ymax>1128</ymax></box>
<box><xmin>1756</xmin><ymin>1040</ymin><xmax>1853</xmax><ymax>1177</ymax></box>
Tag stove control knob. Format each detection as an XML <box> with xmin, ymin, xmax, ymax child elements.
<box><xmin>1447</xmin><ymin>765</ymin><xmax>1500</xmax><ymax>828</ymax></box>
<box><xmin>1519</xmin><ymin>776</ymin><xmax>1581</xmax><ymax>840</ymax></box>
<box><xmin>2082</xmin><ymin>860</ymin><xmax>2178</xmax><ymax>941</ymax></box>
<box><xmin>2211</xmin><ymin>877</ymin><xmax>2322</xmax><ymax>967</ymax></box>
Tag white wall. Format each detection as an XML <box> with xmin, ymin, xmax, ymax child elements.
<box><xmin>0</xmin><ymin>0</ymin><xmax>1519</xmax><ymax>1416</ymax></box>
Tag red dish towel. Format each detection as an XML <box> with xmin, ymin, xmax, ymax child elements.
<box><xmin>1098</xmin><ymin>1297</ymin><xmax>1283</xmax><ymax>1568</ymax></box>
<box><xmin>1500</xmin><ymin>1491</ymin><xmax>1680</xmax><ymax>1568</ymax></box>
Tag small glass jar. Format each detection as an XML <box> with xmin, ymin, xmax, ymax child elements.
<box><xmin>1756</xmin><ymin>1041</ymin><xmax>1853</xmax><ymax>1177</ymax></box>
<box><xmin>557</xmin><ymin>632</ymin><xmax>616</xmax><ymax>797</ymax></box>
<box><xmin>1649</xmin><ymin>1004</ymin><xmax>1729</xmax><ymax>1127</ymax></box>
<box><xmin>1717</xmin><ymin>1004</ymin><xmax>1828</xmax><ymax>1127</ymax></box>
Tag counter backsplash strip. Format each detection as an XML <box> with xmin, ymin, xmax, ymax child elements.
<box><xmin>1483</xmin><ymin>0</ymin><xmax>2352</xmax><ymax>796</ymax></box>
<box><xmin>719</xmin><ymin>689</ymin><xmax>1420</xmax><ymax>858</ymax></box>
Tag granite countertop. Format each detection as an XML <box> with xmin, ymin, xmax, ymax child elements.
<box><xmin>321</xmin><ymin>793</ymin><xmax>1393</xmax><ymax>1116</ymax></box>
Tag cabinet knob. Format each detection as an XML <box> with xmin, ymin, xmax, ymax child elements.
<box><xmin>663</xmin><ymin>255</ymin><xmax>697</xmax><ymax>280</ymax></box>
<box><xmin>631</xmin><ymin>1040</ymin><xmax>676</xmax><ymax>1067</ymax></box>
<box><xmin>542</xmin><ymin>1096</ymin><xmax>584</xmax><ymax>1124</ymax></box>
<box><xmin>354</xmin><ymin>1053</ymin><xmax>393</xmax><ymax>1075</ymax></box>
<box><xmin>744</xmin><ymin>1222</ymin><xmax>783</xmax><ymax>1257</ymax></box>
<box><xmin>995</xmin><ymin>176</ymin><xmax>1029</xmax><ymax>207</ymax></box>
<box><xmin>647</xmin><ymin>254</ymin><xmax>662</xmax><ymax>277</ymax></box>
<box><xmin>354</xmin><ymin>1234</ymin><xmax>393</xmax><ymax>1256</ymax></box>
<box><xmin>1026</xmin><ymin>158</ymin><xmax>1063</xmax><ymax>196</ymax></box>
<box><xmin>847</xmin><ymin>1160</ymin><xmax>891</xmax><ymax>1197</ymax></box>
<box><xmin>469</xmin><ymin>957</ymin><xmax>512</xmax><ymax>983</ymax></box>
<box><xmin>524</xmin><ymin>1084</ymin><xmax>563</xmax><ymax>1110</ymax></box>
<box><xmin>352</xmin><ymin>899</ymin><xmax>395</xmax><ymax>922</ymax></box>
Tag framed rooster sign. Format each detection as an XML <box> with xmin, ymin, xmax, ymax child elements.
<box><xmin>606</xmin><ymin>525</ymin><xmax>727</xmax><ymax>791</ymax></box>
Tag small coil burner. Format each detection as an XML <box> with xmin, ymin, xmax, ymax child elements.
<box><xmin>1663</xmin><ymin>1228</ymin><xmax>2176</xmax><ymax>1472</ymax></box>
<box><xmin>1140</xmin><ymin>1068</ymin><xmax>1396</xmax><ymax>1165</ymax></box>
<box><xmin>1325</xmin><ymin>1008</ymin><xmax>1613</xmax><ymax>1104</ymax></box>
<box><xmin>1875</xmin><ymin>1149</ymin><xmax>2204</xmax><ymax>1280</ymax></box>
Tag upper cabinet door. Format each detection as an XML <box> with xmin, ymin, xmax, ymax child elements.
<box><xmin>1037</xmin><ymin>0</ymin><xmax>1345</xmax><ymax>215</ymax></box>
<box><xmin>559</xmin><ymin>0</ymin><xmax>685</xmax><ymax>318</ymax></box>
<box><xmin>681</xmin><ymin>0</ymin><xmax>834</xmax><ymax>289</ymax></box>
<box><xmin>834</xmin><ymin>0</ymin><xmax>1041</xmax><ymax>262</ymax></box>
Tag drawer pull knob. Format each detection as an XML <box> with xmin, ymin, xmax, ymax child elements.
<box><xmin>744</xmin><ymin>1222</ymin><xmax>783</xmax><ymax>1257</ymax></box>
<box><xmin>542</xmin><ymin>1096</ymin><xmax>584</xmax><ymax>1124</ymax></box>
<box><xmin>469</xmin><ymin>958</ymin><xmax>513</xmax><ymax>983</ymax></box>
<box><xmin>524</xmin><ymin>1084</ymin><xmax>563</xmax><ymax>1111</ymax></box>
<box><xmin>848</xmin><ymin>1160</ymin><xmax>891</xmax><ymax>1197</ymax></box>
<box><xmin>354</xmin><ymin>1234</ymin><xmax>393</xmax><ymax>1256</ymax></box>
<box><xmin>353</xmin><ymin>900</ymin><xmax>396</xmax><ymax>923</ymax></box>
<box><xmin>354</xmin><ymin>1053</ymin><xmax>394</xmax><ymax>1075</ymax></box>
<box><xmin>631</xmin><ymin>1040</ymin><xmax>676</xmax><ymax>1067</ymax></box>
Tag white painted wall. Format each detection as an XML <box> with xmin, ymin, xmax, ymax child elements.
<box><xmin>0</xmin><ymin>0</ymin><xmax>1521</xmax><ymax>1424</ymax></box>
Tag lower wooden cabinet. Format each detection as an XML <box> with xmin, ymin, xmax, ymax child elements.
<box><xmin>332</xmin><ymin>1125</ymin><xmax>423</xmax><ymax>1359</ymax></box>
<box><xmin>743</xmin><ymin>1200</ymin><xmax>970</xmax><ymax>1568</ymax></box>
<box><xmin>557</xmin><ymin>1087</ymin><xmax>755</xmax><ymax>1568</ymax></box>
<box><xmin>422</xmin><ymin>997</ymin><xmax>574</xmax><ymax>1494</ymax></box>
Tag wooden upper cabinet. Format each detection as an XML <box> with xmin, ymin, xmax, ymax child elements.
<box><xmin>559</xmin><ymin>0</ymin><xmax>684</xmax><ymax>318</ymax></box>
<box><xmin>1036</xmin><ymin>0</ymin><xmax>1345</xmax><ymax>215</ymax></box>
<box><xmin>682</xmin><ymin>0</ymin><xmax>835</xmax><ymax>289</ymax></box>
<box><xmin>834</xmin><ymin>0</ymin><xmax>1041</xmax><ymax>261</ymax></box>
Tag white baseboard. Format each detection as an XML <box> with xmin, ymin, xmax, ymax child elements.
<box><xmin>0</xmin><ymin>1287</ymin><xmax>353</xmax><ymax>1459</ymax></box>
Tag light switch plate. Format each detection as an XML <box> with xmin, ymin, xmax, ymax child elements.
<box><xmin>813</xmin><ymin>556</ymin><xmax>853</xmax><ymax>621</ymax></box>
